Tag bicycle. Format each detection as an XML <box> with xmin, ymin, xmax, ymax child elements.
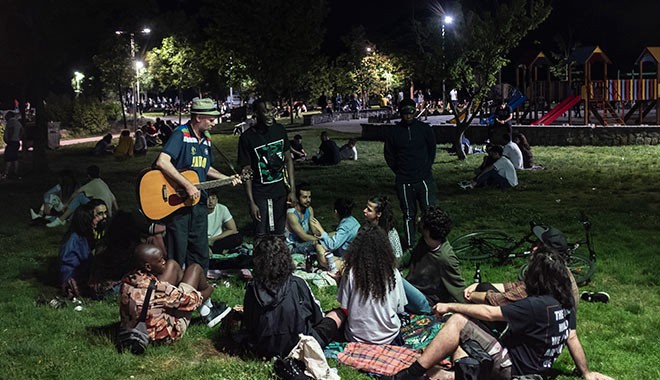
<box><xmin>450</xmin><ymin>213</ymin><xmax>597</xmax><ymax>286</ymax></box>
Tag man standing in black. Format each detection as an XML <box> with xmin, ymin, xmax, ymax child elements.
<box><xmin>238</xmin><ymin>99</ymin><xmax>296</xmax><ymax>239</ymax></box>
<box><xmin>384</xmin><ymin>98</ymin><xmax>437</xmax><ymax>249</ymax></box>
<box><xmin>491</xmin><ymin>100</ymin><xmax>513</xmax><ymax>142</ymax></box>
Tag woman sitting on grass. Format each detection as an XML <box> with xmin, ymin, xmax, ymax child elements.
<box><xmin>243</xmin><ymin>236</ymin><xmax>344</xmax><ymax>358</ymax></box>
<box><xmin>363</xmin><ymin>195</ymin><xmax>403</xmax><ymax>259</ymax></box>
<box><xmin>337</xmin><ymin>225</ymin><xmax>407</xmax><ymax>345</ymax></box>
<box><xmin>59</xmin><ymin>199</ymin><xmax>108</xmax><ymax>299</ymax></box>
<box><xmin>30</xmin><ymin>169</ymin><xmax>78</xmax><ymax>222</ymax></box>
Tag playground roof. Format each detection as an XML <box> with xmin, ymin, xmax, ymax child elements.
<box><xmin>519</xmin><ymin>51</ymin><xmax>552</xmax><ymax>67</ymax></box>
<box><xmin>569</xmin><ymin>46</ymin><xmax>612</xmax><ymax>65</ymax></box>
<box><xmin>635</xmin><ymin>47</ymin><xmax>660</xmax><ymax>65</ymax></box>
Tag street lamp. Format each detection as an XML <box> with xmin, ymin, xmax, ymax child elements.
<box><xmin>441</xmin><ymin>15</ymin><xmax>453</xmax><ymax>104</ymax></box>
<box><xmin>72</xmin><ymin>71</ymin><xmax>85</xmax><ymax>97</ymax></box>
<box><xmin>116</xmin><ymin>27</ymin><xmax>151</xmax><ymax>130</ymax></box>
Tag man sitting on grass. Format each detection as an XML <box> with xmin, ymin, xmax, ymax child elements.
<box><xmin>285</xmin><ymin>183</ymin><xmax>320</xmax><ymax>255</ymax></box>
<box><xmin>387</xmin><ymin>249</ymin><xmax>578</xmax><ymax>380</ymax></box>
<box><xmin>119</xmin><ymin>244</ymin><xmax>231</xmax><ymax>343</ymax></box>
<box><xmin>471</xmin><ymin>145</ymin><xmax>518</xmax><ymax>189</ymax></box>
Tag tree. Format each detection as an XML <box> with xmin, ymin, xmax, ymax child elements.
<box><xmin>448</xmin><ymin>0</ymin><xmax>552</xmax><ymax>159</ymax></box>
<box><xmin>147</xmin><ymin>36</ymin><xmax>205</xmax><ymax>96</ymax></box>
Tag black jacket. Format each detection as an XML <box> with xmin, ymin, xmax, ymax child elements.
<box><xmin>243</xmin><ymin>275</ymin><xmax>324</xmax><ymax>358</ymax></box>
<box><xmin>383</xmin><ymin>119</ymin><xmax>436</xmax><ymax>184</ymax></box>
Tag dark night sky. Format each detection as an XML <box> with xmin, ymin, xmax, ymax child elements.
<box><xmin>324</xmin><ymin>0</ymin><xmax>660</xmax><ymax>73</ymax></box>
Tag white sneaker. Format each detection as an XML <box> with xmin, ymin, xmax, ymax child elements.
<box><xmin>30</xmin><ymin>209</ymin><xmax>41</xmax><ymax>220</ymax></box>
<box><xmin>46</xmin><ymin>218</ymin><xmax>66</xmax><ymax>228</ymax></box>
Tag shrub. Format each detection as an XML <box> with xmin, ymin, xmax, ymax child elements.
<box><xmin>71</xmin><ymin>97</ymin><xmax>110</xmax><ymax>134</ymax></box>
<box><xmin>45</xmin><ymin>93</ymin><xmax>73</xmax><ymax>125</ymax></box>
<box><xmin>102</xmin><ymin>100</ymin><xmax>123</xmax><ymax>121</ymax></box>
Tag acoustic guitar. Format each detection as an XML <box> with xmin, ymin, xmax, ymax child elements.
<box><xmin>137</xmin><ymin>168</ymin><xmax>251</xmax><ymax>221</ymax></box>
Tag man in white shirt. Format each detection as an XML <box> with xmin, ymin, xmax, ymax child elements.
<box><xmin>207</xmin><ymin>192</ymin><xmax>242</xmax><ymax>255</ymax></box>
<box><xmin>472</xmin><ymin>145</ymin><xmax>518</xmax><ymax>188</ymax></box>
<box><xmin>502</xmin><ymin>135</ymin><xmax>524</xmax><ymax>169</ymax></box>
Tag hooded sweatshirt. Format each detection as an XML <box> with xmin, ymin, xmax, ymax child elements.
<box><xmin>383</xmin><ymin>119</ymin><xmax>437</xmax><ymax>184</ymax></box>
<box><xmin>242</xmin><ymin>275</ymin><xmax>324</xmax><ymax>358</ymax></box>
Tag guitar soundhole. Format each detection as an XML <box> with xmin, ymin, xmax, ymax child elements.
<box><xmin>168</xmin><ymin>194</ymin><xmax>184</xmax><ymax>206</ymax></box>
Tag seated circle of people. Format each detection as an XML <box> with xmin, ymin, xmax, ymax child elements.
<box><xmin>337</xmin><ymin>224</ymin><xmax>407</xmax><ymax>345</ymax></box>
<box><xmin>59</xmin><ymin>199</ymin><xmax>108</xmax><ymax>299</ymax></box>
<box><xmin>289</xmin><ymin>134</ymin><xmax>308</xmax><ymax>161</ymax></box>
<box><xmin>387</xmin><ymin>249</ymin><xmax>577</xmax><ymax>380</ymax></box>
<box><xmin>285</xmin><ymin>182</ymin><xmax>320</xmax><ymax>256</ymax></box>
<box><xmin>339</xmin><ymin>138</ymin><xmax>358</xmax><ymax>161</ymax></box>
<box><xmin>363</xmin><ymin>195</ymin><xmax>403</xmax><ymax>259</ymax></box>
<box><xmin>119</xmin><ymin>244</ymin><xmax>232</xmax><ymax>344</ymax></box>
<box><xmin>206</xmin><ymin>191</ymin><xmax>243</xmax><ymax>256</ymax></box>
<box><xmin>312</xmin><ymin>131</ymin><xmax>341</xmax><ymax>166</ymax></box>
<box><xmin>309</xmin><ymin>197</ymin><xmax>360</xmax><ymax>270</ymax></box>
<box><xmin>402</xmin><ymin>206</ymin><xmax>465</xmax><ymax>315</ymax></box>
<box><xmin>242</xmin><ymin>236</ymin><xmax>345</xmax><ymax>358</ymax></box>
<box><xmin>472</xmin><ymin>145</ymin><xmax>518</xmax><ymax>189</ymax></box>
<box><xmin>30</xmin><ymin>169</ymin><xmax>79</xmax><ymax>222</ymax></box>
<box><xmin>47</xmin><ymin>165</ymin><xmax>119</xmax><ymax>227</ymax></box>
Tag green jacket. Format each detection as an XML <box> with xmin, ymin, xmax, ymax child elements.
<box><xmin>406</xmin><ymin>240</ymin><xmax>465</xmax><ymax>304</ymax></box>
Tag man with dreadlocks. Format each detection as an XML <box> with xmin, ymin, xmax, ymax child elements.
<box><xmin>337</xmin><ymin>225</ymin><xmax>407</xmax><ymax>345</ymax></box>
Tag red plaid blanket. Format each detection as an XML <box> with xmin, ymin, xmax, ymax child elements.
<box><xmin>337</xmin><ymin>342</ymin><xmax>420</xmax><ymax>376</ymax></box>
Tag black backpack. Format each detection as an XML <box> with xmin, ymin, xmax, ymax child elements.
<box><xmin>116</xmin><ymin>279</ymin><xmax>156</xmax><ymax>355</ymax></box>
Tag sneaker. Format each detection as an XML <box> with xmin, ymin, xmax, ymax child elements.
<box><xmin>46</xmin><ymin>217</ymin><xmax>66</xmax><ymax>228</ymax></box>
<box><xmin>382</xmin><ymin>368</ymin><xmax>425</xmax><ymax>380</ymax></box>
<box><xmin>580</xmin><ymin>291</ymin><xmax>610</xmax><ymax>303</ymax></box>
<box><xmin>30</xmin><ymin>208</ymin><xmax>41</xmax><ymax>220</ymax></box>
<box><xmin>204</xmin><ymin>302</ymin><xmax>231</xmax><ymax>328</ymax></box>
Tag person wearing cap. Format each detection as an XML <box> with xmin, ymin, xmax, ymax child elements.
<box><xmin>384</xmin><ymin>98</ymin><xmax>437</xmax><ymax>249</ymax></box>
<box><xmin>490</xmin><ymin>100</ymin><xmax>513</xmax><ymax>143</ymax></box>
<box><xmin>237</xmin><ymin>98</ymin><xmax>296</xmax><ymax>239</ymax></box>
<box><xmin>155</xmin><ymin>97</ymin><xmax>241</xmax><ymax>272</ymax></box>
<box><xmin>461</xmin><ymin>228</ymin><xmax>613</xmax><ymax>380</ymax></box>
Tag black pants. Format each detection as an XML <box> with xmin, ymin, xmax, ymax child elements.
<box><xmin>253</xmin><ymin>193</ymin><xmax>287</xmax><ymax>238</ymax></box>
<box><xmin>166</xmin><ymin>203</ymin><xmax>209</xmax><ymax>271</ymax></box>
<box><xmin>396</xmin><ymin>178</ymin><xmax>437</xmax><ymax>248</ymax></box>
<box><xmin>210</xmin><ymin>232</ymin><xmax>243</xmax><ymax>254</ymax></box>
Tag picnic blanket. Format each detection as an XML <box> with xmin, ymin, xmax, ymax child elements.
<box><xmin>400</xmin><ymin>314</ymin><xmax>445</xmax><ymax>350</ymax></box>
<box><xmin>337</xmin><ymin>343</ymin><xmax>420</xmax><ymax>376</ymax></box>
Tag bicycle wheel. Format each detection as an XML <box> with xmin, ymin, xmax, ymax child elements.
<box><xmin>450</xmin><ymin>231</ymin><xmax>516</xmax><ymax>261</ymax></box>
<box><xmin>517</xmin><ymin>255</ymin><xmax>595</xmax><ymax>286</ymax></box>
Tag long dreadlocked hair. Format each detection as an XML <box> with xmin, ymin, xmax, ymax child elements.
<box><xmin>342</xmin><ymin>225</ymin><xmax>397</xmax><ymax>302</ymax></box>
<box><xmin>252</xmin><ymin>236</ymin><xmax>295</xmax><ymax>292</ymax></box>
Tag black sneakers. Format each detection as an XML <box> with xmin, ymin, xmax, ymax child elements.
<box><xmin>580</xmin><ymin>291</ymin><xmax>610</xmax><ymax>303</ymax></box>
<box><xmin>204</xmin><ymin>302</ymin><xmax>232</xmax><ymax>327</ymax></box>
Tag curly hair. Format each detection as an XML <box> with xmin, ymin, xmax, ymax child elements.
<box><xmin>420</xmin><ymin>206</ymin><xmax>452</xmax><ymax>242</ymax></box>
<box><xmin>62</xmin><ymin>199</ymin><xmax>106</xmax><ymax>244</ymax></box>
<box><xmin>252</xmin><ymin>236</ymin><xmax>295</xmax><ymax>292</ymax></box>
<box><xmin>524</xmin><ymin>248</ymin><xmax>574</xmax><ymax>309</ymax></box>
<box><xmin>296</xmin><ymin>182</ymin><xmax>311</xmax><ymax>199</ymax></box>
<box><xmin>342</xmin><ymin>225</ymin><xmax>397</xmax><ymax>302</ymax></box>
<box><xmin>369</xmin><ymin>195</ymin><xmax>394</xmax><ymax>232</ymax></box>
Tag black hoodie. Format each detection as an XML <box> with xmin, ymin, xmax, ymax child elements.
<box><xmin>243</xmin><ymin>275</ymin><xmax>324</xmax><ymax>358</ymax></box>
<box><xmin>383</xmin><ymin>119</ymin><xmax>437</xmax><ymax>184</ymax></box>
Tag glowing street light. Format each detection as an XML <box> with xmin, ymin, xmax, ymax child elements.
<box><xmin>116</xmin><ymin>27</ymin><xmax>151</xmax><ymax>130</ymax></box>
<box><xmin>72</xmin><ymin>71</ymin><xmax>85</xmax><ymax>97</ymax></box>
<box><xmin>441</xmin><ymin>14</ymin><xmax>454</xmax><ymax>103</ymax></box>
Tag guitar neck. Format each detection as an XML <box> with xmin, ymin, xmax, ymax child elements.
<box><xmin>195</xmin><ymin>177</ymin><xmax>234</xmax><ymax>191</ymax></box>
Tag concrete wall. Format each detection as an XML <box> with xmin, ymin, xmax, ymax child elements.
<box><xmin>361</xmin><ymin>124</ymin><xmax>660</xmax><ymax>146</ymax></box>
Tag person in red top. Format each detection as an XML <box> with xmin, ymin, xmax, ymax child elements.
<box><xmin>119</xmin><ymin>244</ymin><xmax>231</xmax><ymax>342</ymax></box>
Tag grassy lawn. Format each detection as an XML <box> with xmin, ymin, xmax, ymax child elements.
<box><xmin>1</xmin><ymin>127</ymin><xmax>659</xmax><ymax>379</ymax></box>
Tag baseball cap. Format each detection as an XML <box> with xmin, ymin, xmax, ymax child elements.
<box><xmin>399</xmin><ymin>99</ymin><xmax>416</xmax><ymax>115</ymax></box>
<box><xmin>532</xmin><ymin>225</ymin><xmax>568</xmax><ymax>253</ymax></box>
<box><xmin>191</xmin><ymin>98</ymin><xmax>220</xmax><ymax>116</ymax></box>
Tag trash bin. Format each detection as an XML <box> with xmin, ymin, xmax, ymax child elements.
<box><xmin>47</xmin><ymin>121</ymin><xmax>61</xmax><ymax>150</ymax></box>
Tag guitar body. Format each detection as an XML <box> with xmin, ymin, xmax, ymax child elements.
<box><xmin>137</xmin><ymin>169</ymin><xmax>201</xmax><ymax>221</ymax></box>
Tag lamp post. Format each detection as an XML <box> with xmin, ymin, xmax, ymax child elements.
<box><xmin>441</xmin><ymin>15</ymin><xmax>453</xmax><ymax>104</ymax></box>
<box><xmin>116</xmin><ymin>27</ymin><xmax>151</xmax><ymax>130</ymax></box>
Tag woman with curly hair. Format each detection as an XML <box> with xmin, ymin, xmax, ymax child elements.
<box><xmin>403</xmin><ymin>206</ymin><xmax>465</xmax><ymax>314</ymax></box>
<box><xmin>243</xmin><ymin>236</ymin><xmax>344</xmax><ymax>358</ymax></box>
<box><xmin>337</xmin><ymin>225</ymin><xmax>407</xmax><ymax>345</ymax></box>
<box><xmin>363</xmin><ymin>195</ymin><xmax>403</xmax><ymax>259</ymax></box>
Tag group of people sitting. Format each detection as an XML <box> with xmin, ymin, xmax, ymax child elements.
<box><xmin>91</xmin><ymin>118</ymin><xmax>178</xmax><ymax>159</ymax></box>
<box><xmin>289</xmin><ymin>132</ymin><xmax>358</xmax><ymax>164</ymax></box>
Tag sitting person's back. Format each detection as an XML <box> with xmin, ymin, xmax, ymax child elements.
<box><xmin>502</xmin><ymin>134</ymin><xmax>523</xmax><ymax>170</ymax></box>
<box><xmin>243</xmin><ymin>237</ymin><xmax>342</xmax><ymax>358</ymax></box>
<box><xmin>114</xmin><ymin>130</ymin><xmax>134</xmax><ymax>159</ymax></box>
<box><xmin>513</xmin><ymin>132</ymin><xmax>534</xmax><ymax>169</ymax></box>
<box><xmin>92</xmin><ymin>133</ymin><xmax>113</xmax><ymax>156</ymax></box>
<box><xmin>339</xmin><ymin>139</ymin><xmax>358</xmax><ymax>160</ymax></box>
<box><xmin>337</xmin><ymin>225</ymin><xmax>407</xmax><ymax>345</ymax></box>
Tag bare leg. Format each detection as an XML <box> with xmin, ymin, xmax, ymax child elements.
<box><xmin>158</xmin><ymin>259</ymin><xmax>184</xmax><ymax>285</ymax></box>
<box><xmin>416</xmin><ymin>313</ymin><xmax>468</xmax><ymax>369</ymax></box>
<box><xmin>181</xmin><ymin>263</ymin><xmax>214</xmax><ymax>301</ymax></box>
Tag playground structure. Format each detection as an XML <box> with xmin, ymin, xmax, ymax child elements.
<box><xmin>515</xmin><ymin>46</ymin><xmax>660</xmax><ymax>126</ymax></box>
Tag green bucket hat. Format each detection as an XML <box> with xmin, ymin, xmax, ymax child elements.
<box><xmin>191</xmin><ymin>98</ymin><xmax>220</xmax><ymax>116</ymax></box>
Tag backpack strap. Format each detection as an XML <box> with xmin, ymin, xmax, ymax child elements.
<box><xmin>138</xmin><ymin>279</ymin><xmax>157</xmax><ymax>323</ymax></box>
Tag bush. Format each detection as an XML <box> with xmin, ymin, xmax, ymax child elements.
<box><xmin>71</xmin><ymin>97</ymin><xmax>110</xmax><ymax>134</ymax></box>
<box><xmin>102</xmin><ymin>100</ymin><xmax>123</xmax><ymax>122</ymax></box>
<box><xmin>45</xmin><ymin>93</ymin><xmax>73</xmax><ymax>125</ymax></box>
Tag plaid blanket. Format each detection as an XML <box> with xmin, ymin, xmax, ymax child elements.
<box><xmin>337</xmin><ymin>343</ymin><xmax>420</xmax><ymax>376</ymax></box>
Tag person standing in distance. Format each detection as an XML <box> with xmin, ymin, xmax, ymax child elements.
<box><xmin>238</xmin><ymin>99</ymin><xmax>296</xmax><ymax>240</ymax></box>
<box><xmin>384</xmin><ymin>98</ymin><xmax>437</xmax><ymax>249</ymax></box>
<box><xmin>155</xmin><ymin>98</ymin><xmax>241</xmax><ymax>272</ymax></box>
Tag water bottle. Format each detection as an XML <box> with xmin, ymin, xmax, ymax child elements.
<box><xmin>305</xmin><ymin>254</ymin><xmax>314</xmax><ymax>273</ymax></box>
<box><xmin>325</xmin><ymin>252</ymin><xmax>337</xmax><ymax>272</ymax></box>
<box><xmin>473</xmin><ymin>263</ymin><xmax>481</xmax><ymax>284</ymax></box>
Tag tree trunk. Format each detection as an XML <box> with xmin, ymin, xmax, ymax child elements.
<box><xmin>118</xmin><ymin>84</ymin><xmax>127</xmax><ymax>130</ymax></box>
<box><xmin>31</xmin><ymin>92</ymin><xmax>49</xmax><ymax>174</ymax></box>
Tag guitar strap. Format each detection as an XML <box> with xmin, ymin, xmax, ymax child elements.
<box><xmin>212</xmin><ymin>143</ymin><xmax>239</xmax><ymax>176</ymax></box>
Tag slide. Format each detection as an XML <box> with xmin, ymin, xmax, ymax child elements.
<box><xmin>531</xmin><ymin>95</ymin><xmax>582</xmax><ymax>126</ymax></box>
<box><xmin>480</xmin><ymin>92</ymin><xmax>527</xmax><ymax>125</ymax></box>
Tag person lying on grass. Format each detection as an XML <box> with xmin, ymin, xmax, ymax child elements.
<box><xmin>119</xmin><ymin>244</ymin><xmax>231</xmax><ymax>343</ymax></box>
<box><xmin>242</xmin><ymin>236</ymin><xmax>344</xmax><ymax>358</ymax></box>
<box><xmin>387</xmin><ymin>249</ymin><xmax>579</xmax><ymax>380</ymax></box>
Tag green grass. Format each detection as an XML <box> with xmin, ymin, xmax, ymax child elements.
<box><xmin>1</xmin><ymin>128</ymin><xmax>659</xmax><ymax>379</ymax></box>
